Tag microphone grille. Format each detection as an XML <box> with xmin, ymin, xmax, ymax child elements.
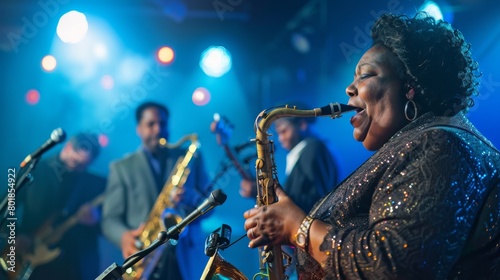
<box><xmin>51</xmin><ymin>128</ymin><xmax>67</xmax><ymax>143</ymax></box>
<box><xmin>211</xmin><ymin>189</ymin><xmax>227</xmax><ymax>205</ymax></box>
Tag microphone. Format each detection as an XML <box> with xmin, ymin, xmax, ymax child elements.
<box><xmin>20</xmin><ymin>128</ymin><xmax>66</xmax><ymax>168</ymax></box>
<box><xmin>166</xmin><ymin>189</ymin><xmax>227</xmax><ymax>239</ymax></box>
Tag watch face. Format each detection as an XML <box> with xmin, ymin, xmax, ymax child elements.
<box><xmin>296</xmin><ymin>233</ymin><xmax>306</xmax><ymax>246</ymax></box>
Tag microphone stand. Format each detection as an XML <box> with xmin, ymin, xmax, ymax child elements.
<box><xmin>96</xmin><ymin>231</ymin><xmax>171</xmax><ymax>280</ymax></box>
<box><xmin>95</xmin><ymin>187</ymin><xmax>226</xmax><ymax>280</ymax></box>
<box><xmin>0</xmin><ymin>157</ymin><xmax>40</xmax><ymax>225</ymax></box>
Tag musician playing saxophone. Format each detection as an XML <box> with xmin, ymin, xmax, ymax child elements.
<box><xmin>244</xmin><ymin>13</ymin><xmax>500</xmax><ymax>280</ymax></box>
<box><xmin>101</xmin><ymin>101</ymin><xmax>211</xmax><ymax>280</ymax></box>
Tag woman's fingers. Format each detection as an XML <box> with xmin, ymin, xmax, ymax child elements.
<box><xmin>243</xmin><ymin>204</ymin><xmax>261</xmax><ymax>218</ymax></box>
<box><xmin>248</xmin><ymin>231</ymin><xmax>269</xmax><ymax>248</ymax></box>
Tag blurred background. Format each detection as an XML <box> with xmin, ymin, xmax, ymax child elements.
<box><xmin>1</xmin><ymin>0</ymin><xmax>499</xmax><ymax>277</ymax></box>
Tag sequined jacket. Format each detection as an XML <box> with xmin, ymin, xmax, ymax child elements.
<box><xmin>296</xmin><ymin>113</ymin><xmax>500</xmax><ymax>280</ymax></box>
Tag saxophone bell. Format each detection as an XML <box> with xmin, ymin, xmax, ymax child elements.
<box><xmin>201</xmin><ymin>224</ymin><xmax>248</xmax><ymax>280</ymax></box>
<box><xmin>201</xmin><ymin>248</ymin><xmax>248</xmax><ymax>280</ymax></box>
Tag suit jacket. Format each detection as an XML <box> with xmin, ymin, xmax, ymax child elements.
<box><xmin>101</xmin><ymin>147</ymin><xmax>210</xmax><ymax>280</ymax></box>
<box><xmin>283</xmin><ymin>137</ymin><xmax>338</xmax><ymax>213</ymax></box>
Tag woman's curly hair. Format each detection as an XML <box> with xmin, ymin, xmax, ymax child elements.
<box><xmin>371</xmin><ymin>13</ymin><xmax>481</xmax><ymax>116</ymax></box>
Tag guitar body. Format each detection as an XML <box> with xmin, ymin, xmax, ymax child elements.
<box><xmin>0</xmin><ymin>194</ymin><xmax>104</xmax><ymax>280</ymax></box>
<box><xmin>24</xmin><ymin>242</ymin><xmax>61</xmax><ymax>269</ymax></box>
<box><xmin>1</xmin><ymin>238</ymin><xmax>61</xmax><ymax>280</ymax></box>
<box><xmin>16</xmin><ymin>242</ymin><xmax>61</xmax><ymax>280</ymax></box>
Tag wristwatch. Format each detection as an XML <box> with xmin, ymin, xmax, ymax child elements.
<box><xmin>295</xmin><ymin>215</ymin><xmax>315</xmax><ymax>251</ymax></box>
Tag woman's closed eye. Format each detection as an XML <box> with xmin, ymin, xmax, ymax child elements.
<box><xmin>359</xmin><ymin>73</ymin><xmax>374</xmax><ymax>80</ymax></box>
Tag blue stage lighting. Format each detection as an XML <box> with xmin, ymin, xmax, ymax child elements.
<box><xmin>420</xmin><ymin>1</ymin><xmax>444</xmax><ymax>21</ymax></box>
<box><xmin>200</xmin><ymin>46</ymin><xmax>232</xmax><ymax>78</ymax></box>
<box><xmin>56</xmin><ymin>10</ymin><xmax>88</xmax><ymax>44</ymax></box>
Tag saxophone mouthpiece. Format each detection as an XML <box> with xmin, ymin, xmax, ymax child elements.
<box><xmin>318</xmin><ymin>103</ymin><xmax>359</xmax><ymax>118</ymax></box>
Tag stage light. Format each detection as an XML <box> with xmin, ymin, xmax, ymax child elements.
<box><xmin>98</xmin><ymin>134</ymin><xmax>109</xmax><ymax>147</ymax></box>
<box><xmin>192</xmin><ymin>87</ymin><xmax>211</xmax><ymax>106</ymax></box>
<box><xmin>93</xmin><ymin>43</ymin><xmax>108</xmax><ymax>59</ymax></box>
<box><xmin>420</xmin><ymin>1</ymin><xmax>444</xmax><ymax>21</ymax></box>
<box><xmin>26</xmin><ymin>89</ymin><xmax>40</xmax><ymax>105</ymax></box>
<box><xmin>41</xmin><ymin>55</ymin><xmax>57</xmax><ymax>72</ymax></box>
<box><xmin>159</xmin><ymin>138</ymin><xmax>167</xmax><ymax>146</ymax></box>
<box><xmin>200</xmin><ymin>46</ymin><xmax>232</xmax><ymax>78</ymax></box>
<box><xmin>118</xmin><ymin>56</ymin><xmax>148</xmax><ymax>85</ymax></box>
<box><xmin>101</xmin><ymin>75</ymin><xmax>114</xmax><ymax>90</ymax></box>
<box><xmin>291</xmin><ymin>33</ymin><xmax>310</xmax><ymax>54</ymax></box>
<box><xmin>158</xmin><ymin>46</ymin><xmax>175</xmax><ymax>64</ymax></box>
<box><xmin>57</xmin><ymin>10</ymin><xmax>88</xmax><ymax>44</ymax></box>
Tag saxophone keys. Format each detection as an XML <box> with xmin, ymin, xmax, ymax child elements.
<box><xmin>263</xmin><ymin>249</ymin><xmax>274</xmax><ymax>263</ymax></box>
<box><xmin>256</xmin><ymin>158</ymin><xmax>264</xmax><ymax>169</ymax></box>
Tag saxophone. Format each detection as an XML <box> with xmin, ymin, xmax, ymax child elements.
<box><xmin>201</xmin><ymin>103</ymin><xmax>356</xmax><ymax>279</ymax></box>
<box><xmin>123</xmin><ymin>133</ymin><xmax>200</xmax><ymax>280</ymax></box>
<box><xmin>253</xmin><ymin>102</ymin><xmax>357</xmax><ymax>280</ymax></box>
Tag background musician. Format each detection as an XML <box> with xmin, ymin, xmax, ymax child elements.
<box><xmin>101</xmin><ymin>101</ymin><xmax>211</xmax><ymax>280</ymax></box>
<box><xmin>15</xmin><ymin>132</ymin><xmax>105</xmax><ymax>280</ymax></box>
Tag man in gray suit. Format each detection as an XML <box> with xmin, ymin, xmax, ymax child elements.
<box><xmin>101</xmin><ymin>101</ymin><xmax>210</xmax><ymax>280</ymax></box>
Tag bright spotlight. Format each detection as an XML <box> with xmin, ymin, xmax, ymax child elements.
<box><xmin>200</xmin><ymin>46</ymin><xmax>232</xmax><ymax>78</ymax></box>
<box><xmin>158</xmin><ymin>46</ymin><xmax>175</xmax><ymax>64</ymax></box>
<box><xmin>192</xmin><ymin>87</ymin><xmax>211</xmax><ymax>106</ymax></box>
<box><xmin>57</xmin><ymin>10</ymin><xmax>88</xmax><ymax>44</ymax></box>
<box><xmin>41</xmin><ymin>55</ymin><xmax>57</xmax><ymax>72</ymax></box>
<box><xmin>420</xmin><ymin>1</ymin><xmax>444</xmax><ymax>21</ymax></box>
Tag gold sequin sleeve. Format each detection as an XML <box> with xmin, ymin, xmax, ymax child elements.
<box><xmin>296</xmin><ymin>113</ymin><xmax>500</xmax><ymax>280</ymax></box>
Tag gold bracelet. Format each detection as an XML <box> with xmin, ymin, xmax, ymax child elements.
<box><xmin>294</xmin><ymin>215</ymin><xmax>315</xmax><ymax>251</ymax></box>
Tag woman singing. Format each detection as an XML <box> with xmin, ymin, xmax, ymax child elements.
<box><xmin>244</xmin><ymin>13</ymin><xmax>500</xmax><ymax>279</ymax></box>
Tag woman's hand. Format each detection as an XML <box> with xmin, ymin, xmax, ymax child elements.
<box><xmin>243</xmin><ymin>186</ymin><xmax>306</xmax><ymax>248</ymax></box>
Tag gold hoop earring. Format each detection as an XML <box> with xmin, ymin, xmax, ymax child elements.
<box><xmin>405</xmin><ymin>99</ymin><xmax>418</xmax><ymax>121</ymax></box>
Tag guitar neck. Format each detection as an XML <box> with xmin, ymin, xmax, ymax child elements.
<box><xmin>223</xmin><ymin>145</ymin><xmax>253</xmax><ymax>181</ymax></box>
<box><xmin>211</xmin><ymin>117</ymin><xmax>254</xmax><ymax>181</ymax></box>
<box><xmin>40</xmin><ymin>194</ymin><xmax>105</xmax><ymax>244</ymax></box>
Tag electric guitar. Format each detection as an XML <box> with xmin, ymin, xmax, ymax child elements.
<box><xmin>1</xmin><ymin>194</ymin><xmax>104</xmax><ymax>280</ymax></box>
<box><xmin>210</xmin><ymin>113</ymin><xmax>254</xmax><ymax>182</ymax></box>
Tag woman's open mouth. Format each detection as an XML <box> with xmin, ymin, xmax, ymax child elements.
<box><xmin>350</xmin><ymin>106</ymin><xmax>366</xmax><ymax>128</ymax></box>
